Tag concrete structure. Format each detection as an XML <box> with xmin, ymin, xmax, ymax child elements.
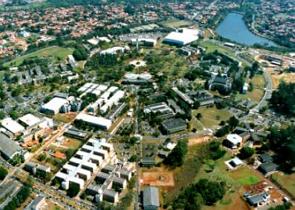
<box><xmin>224</xmin><ymin>134</ymin><xmax>242</xmax><ymax>149</ymax></box>
<box><xmin>55</xmin><ymin>138</ymin><xmax>115</xmax><ymax>190</ymax></box>
<box><xmin>131</xmin><ymin>38</ymin><xmax>157</xmax><ymax>47</ymax></box>
<box><xmin>1</xmin><ymin>117</ymin><xmax>25</xmax><ymax>136</ymax></box>
<box><xmin>161</xmin><ymin>118</ymin><xmax>187</xmax><ymax>134</ymax></box>
<box><xmin>144</xmin><ymin>102</ymin><xmax>175</xmax><ymax>119</ymax></box>
<box><xmin>40</xmin><ymin>97</ymin><xmax>69</xmax><ymax>115</ymax></box>
<box><xmin>0</xmin><ymin>133</ymin><xmax>23</xmax><ymax>160</ymax></box>
<box><xmin>225</xmin><ymin>157</ymin><xmax>244</xmax><ymax>170</ymax></box>
<box><xmin>63</xmin><ymin>126</ymin><xmax>90</xmax><ymax>140</ymax></box>
<box><xmin>24</xmin><ymin>195</ymin><xmax>46</xmax><ymax>210</ymax></box>
<box><xmin>189</xmin><ymin>90</ymin><xmax>214</xmax><ymax>107</ymax></box>
<box><xmin>244</xmin><ymin>191</ymin><xmax>270</xmax><ymax>207</ymax></box>
<box><xmin>143</xmin><ymin>186</ymin><xmax>160</xmax><ymax>210</ymax></box>
<box><xmin>18</xmin><ymin>114</ymin><xmax>41</xmax><ymax>128</ymax></box>
<box><xmin>75</xmin><ymin>113</ymin><xmax>112</xmax><ymax>130</ymax></box>
<box><xmin>163</xmin><ymin>28</ymin><xmax>199</xmax><ymax>46</ymax></box>
<box><xmin>172</xmin><ymin>87</ymin><xmax>194</xmax><ymax>106</ymax></box>
<box><xmin>100</xmin><ymin>46</ymin><xmax>130</xmax><ymax>55</ymax></box>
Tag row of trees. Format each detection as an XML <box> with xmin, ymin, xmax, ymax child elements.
<box><xmin>3</xmin><ymin>185</ymin><xmax>31</xmax><ymax>210</ymax></box>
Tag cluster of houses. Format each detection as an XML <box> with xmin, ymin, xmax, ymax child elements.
<box><xmin>54</xmin><ymin>138</ymin><xmax>134</xmax><ymax>204</ymax></box>
<box><xmin>0</xmin><ymin>113</ymin><xmax>54</xmax><ymax>160</ymax></box>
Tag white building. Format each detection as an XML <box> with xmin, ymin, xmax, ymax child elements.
<box><xmin>131</xmin><ymin>38</ymin><xmax>157</xmax><ymax>47</ymax></box>
<box><xmin>225</xmin><ymin>134</ymin><xmax>243</xmax><ymax>149</ymax></box>
<box><xmin>18</xmin><ymin>114</ymin><xmax>41</xmax><ymax>128</ymax></box>
<box><xmin>1</xmin><ymin>117</ymin><xmax>25</xmax><ymax>136</ymax></box>
<box><xmin>100</xmin><ymin>46</ymin><xmax>130</xmax><ymax>55</ymax></box>
<box><xmin>76</xmin><ymin>113</ymin><xmax>112</xmax><ymax>130</ymax></box>
<box><xmin>68</xmin><ymin>55</ymin><xmax>77</xmax><ymax>68</ymax></box>
<box><xmin>163</xmin><ymin>28</ymin><xmax>200</xmax><ymax>46</ymax></box>
<box><xmin>55</xmin><ymin>138</ymin><xmax>115</xmax><ymax>190</ymax></box>
<box><xmin>40</xmin><ymin>97</ymin><xmax>69</xmax><ymax>115</ymax></box>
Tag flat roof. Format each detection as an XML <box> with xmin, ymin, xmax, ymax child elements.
<box><xmin>18</xmin><ymin>114</ymin><xmax>41</xmax><ymax>127</ymax></box>
<box><xmin>41</xmin><ymin>97</ymin><xmax>68</xmax><ymax>112</ymax></box>
<box><xmin>164</xmin><ymin>28</ymin><xmax>199</xmax><ymax>45</ymax></box>
<box><xmin>76</xmin><ymin>113</ymin><xmax>112</xmax><ymax>129</ymax></box>
<box><xmin>1</xmin><ymin>118</ymin><xmax>25</xmax><ymax>134</ymax></box>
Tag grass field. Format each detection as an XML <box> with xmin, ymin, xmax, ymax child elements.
<box><xmin>237</xmin><ymin>74</ymin><xmax>265</xmax><ymax>103</ymax></box>
<box><xmin>271</xmin><ymin>173</ymin><xmax>295</xmax><ymax>198</ymax></box>
<box><xmin>160</xmin><ymin>19</ymin><xmax>193</xmax><ymax>28</ymax></box>
<box><xmin>199</xmin><ymin>40</ymin><xmax>236</xmax><ymax>58</ymax></box>
<box><xmin>4</xmin><ymin>46</ymin><xmax>74</xmax><ymax>67</ymax></box>
<box><xmin>192</xmin><ymin>106</ymin><xmax>232</xmax><ymax>130</ymax></box>
<box><xmin>197</xmin><ymin>153</ymin><xmax>262</xmax><ymax>210</ymax></box>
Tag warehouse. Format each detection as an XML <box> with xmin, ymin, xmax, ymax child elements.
<box><xmin>161</xmin><ymin>118</ymin><xmax>187</xmax><ymax>134</ymax></box>
<box><xmin>163</xmin><ymin>28</ymin><xmax>199</xmax><ymax>46</ymax></box>
<box><xmin>40</xmin><ymin>97</ymin><xmax>69</xmax><ymax>115</ymax></box>
<box><xmin>1</xmin><ymin>117</ymin><xmax>25</xmax><ymax>136</ymax></box>
<box><xmin>0</xmin><ymin>133</ymin><xmax>23</xmax><ymax>160</ymax></box>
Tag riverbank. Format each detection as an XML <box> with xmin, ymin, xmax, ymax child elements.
<box><xmin>216</xmin><ymin>12</ymin><xmax>277</xmax><ymax>47</ymax></box>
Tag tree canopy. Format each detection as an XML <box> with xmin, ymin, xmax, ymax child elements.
<box><xmin>269</xmin><ymin>125</ymin><xmax>295</xmax><ymax>171</ymax></box>
<box><xmin>270</xmin><ymin>82</ymin><xmax>295</xmax><ymax>116</ymax></box>
<box><xmin>164</xmin><ymin>140</ymin><xmax>188</xmax><ymax>167</ymax></box>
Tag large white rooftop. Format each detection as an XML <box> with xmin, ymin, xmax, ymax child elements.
<box><xmin>76</xmin><ymin>113</ymin><xmax>112</xmax><ymax>130</ymax></box>
<box><xmin>1</xmin><ymin>117</ymin><xmax>25</xmax><ymax>134</ymax></box>
<box><xmin>164</xmin><ymin>28</ymin><xmax>200</xmax><ymax>46</ymax></box>
<box><xmin>41</xmin><ymin>97</ymin><xmax>69</xmax><ymax>113</ymax></box>
<box><xmin>18</xmin><ymin>114</ymin><xmax>41</xmax><ymax>127</ymax></box>
<box><xmin>227</xmin><ymin>134</ymin><xmax>242</xmax><ymax>145</ymax></box>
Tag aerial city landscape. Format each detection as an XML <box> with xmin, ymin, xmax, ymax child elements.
<box><xmin>0</xmin><ymin>0</ymin><xmax>294</xmax><ymax>209</ymax></box>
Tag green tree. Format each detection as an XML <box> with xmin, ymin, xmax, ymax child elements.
<box><xmin>164</xmin><ymin>140</ymin><xmax>188</xmax><ymax>167</ymax></box>
<box><xmin>239</xmin><ymin>146</ymin><xmax>255</xmax><ymax>159</ymax></box>
<box><xmin>0</xmin><ymin>165</ymin><xmax>8</xmax><ymax>180</ymax></box>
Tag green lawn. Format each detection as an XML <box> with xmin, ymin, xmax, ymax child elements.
<box><xmin>237</xmin><ymin>74</ymin><xmax>265</xmax><ymax>103</ymax></box>
<box><xmin>197</xmin><ymin>153</ymin><xmax>262</xmax><ymax>210</ymax></box>
<box><xmin>4</xmin><ymin>46</ymin><xmax>74</xmax><ymax>67</ymax></box>
<box><xmin>271</xmin><ymin>173</ymin><xmax>295</xmax><ymax>198</ymax></box>
<box><xmin>193</xmin><ymin>106</ymin><xmax>232</xmax><ymax>129</ymax></box>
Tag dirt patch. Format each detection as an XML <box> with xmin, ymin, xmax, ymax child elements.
<box><xmin>269</xmin><ymin>70</ymin><xmax>295</xmax><ymax>89</ymax></box>
<box><xmin>141</xmin><ymin>171</ymin><xmax>174</xmax><ymax>187</ymax></box>
<box><xmin>188</xmin><ymin>135</ymin><xmax>212</xmax><ymax>146</ymax></box>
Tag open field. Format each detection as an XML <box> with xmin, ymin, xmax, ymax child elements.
<box><xmin>4</xmin><ymin>46</ymin><xmax>74</xmax><ymax>67</ymax></box>
<box><xmin>141</xmin><ymin>171</ymin><xmax>174</xmax><ymax>187</ymax></box>
<box><xmin>196</xmin><ymin>153</ymin><xmax>262</xmax><ymax>210</ymax></box>
<box><xmin>237</xmin><ymin>74</ymin><xmax>265</xmax><ymax>103</ymax></box>
<box><xmin>160</xmin><ymin>19</ymin><xmax>193</xmax><ymax>28</ymax></box>
<box><xmin>270</xmin><ymin>71</ymin><xmax>295</xmax><ymax>89</ymax></box>
<box><xmin>271</xmin><ymin>172</ymin><xmax>295</xmax><ymax>199</ymax></box>
<box><xmin>193</xmin><ymin>106</ymin><xmax>232</xmax><ymax>129</ymax></box>
<box><xmin>53</xmin><ymin>113</ymin><xmax>77</xmax><ymax>123</ymax></box>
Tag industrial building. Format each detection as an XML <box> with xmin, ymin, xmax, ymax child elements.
<box><xmin>0</xmin><ymin>133</ymin><xmax>23</xmax><ymax>160</ymax></box>
<box><xmin>163</xmin><ymin>28</ymin><xmax>199</xmax><ymax>46</ymax></box>
<box><xmin>143</xmin><ymin>186</ymin><xmax>160</xmax><ymax>210</ymax></box>
<box><xmin>40</xmin><ymin>97</ymin><xmax>69</xmax><ymax>115</ymax></box>
<box><xmin>1</xmin><ymin>117</ymin><xmax>25</xmax><ymax>136</ymax></box>
<box><xmin>161</xmin><ymin>118</ymin><xmax>187</xmax><ymax>134</ymax></box>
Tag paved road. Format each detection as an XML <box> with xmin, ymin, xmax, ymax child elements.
<box><xmin>251</xmin><ymin>68</ymin><xmax>273</xmax><ymax>112</ymax></box>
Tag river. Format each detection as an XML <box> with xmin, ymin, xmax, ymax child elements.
<box><xmin>216</xmin><ymin>13</ymin><xmax>277</xmax><ymax>47</ymax></box>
